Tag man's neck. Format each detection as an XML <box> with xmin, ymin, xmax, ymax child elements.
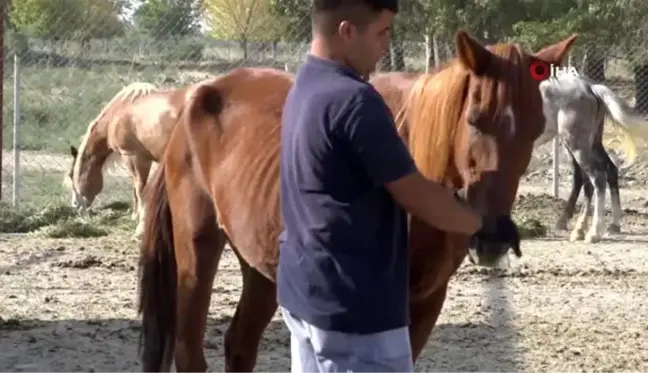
<box><xmin>309</xmin><ymin>37</ymin><xmax>344</xmax><ymax>64</ymax></box>
<box><xmin>309</xmin><ymin>37</ymin><xmax>366</xmax><ymax>79</ymax></box>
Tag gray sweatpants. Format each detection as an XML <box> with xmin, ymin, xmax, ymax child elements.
<box><xmin>280</xmin><ymin>307</ymin><xmax>414</xmax><ymax>372</ymax></box>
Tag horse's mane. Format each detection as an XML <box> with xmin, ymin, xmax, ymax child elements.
<box><xmin>395</xmin><ymin>44</ymin><xmax>525</xmax><ymax>183</ymax></box>
<box><xmin>82</xmin><ymin>82</ymin><xmax>158</xmax><ymax>142</ymax></box>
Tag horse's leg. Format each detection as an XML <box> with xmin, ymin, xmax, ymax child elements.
<box><xmin>575</xmin><ymin>152</ymin><xmax>607</xmax><ymax>243</ymax></box>
<box><xmin>121</xmin><ymin>154</ymin><xmax>140</xmax><ymax>221</ymax></box>
<box><xmin>131</xmin><ymin>188</ymin><xmax>138</xmax><ymax>220</ymax></box>
<box><xmin>408</xmin><ymin>284</ymin><xmax>448</xmax><ymax>361</ymax></box>
<box><xmin>595</xmin><ymin>143</ymin><xmax>622</xmax><ymax>234</ymax></box>
<box><xmin>224</xmin><ymin>249</ymin><xmax>277</xmax><ymax>372</ymax></box>
<box><xmin>556</xmin><ymin>153</ymin><xmax>584</xmax><ymax>230</ymax></box>
<box><xmin>169</xmin><ymin>187</ymin><xmax>227</xmax><ymax>372</ymax></box>
<box><xmin>133</xmin><ymin>157</ymin><xmax>153</xmax><ymax>237</ymax></box>
<box><xmin>569</xmin><ymin>152</ymin><xmax>595</xmax><ymax>242</ymax></box>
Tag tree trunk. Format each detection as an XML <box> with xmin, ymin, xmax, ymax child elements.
<box><xmin>378</xmin><ymin>44</ymin><xmax>392</xmax><ymax>72</ymax></box>
<box><xmin>424</xmin><ymin>34</ymin><xmax>433</xmax><ymax>72</ymax></box>
<box><xmin>241</xmin><ymin>38</ymin><xmax>248</xmax><ymax>60</ymax></box>
<box><xmin>271</xmin><ymin>41</ymin><xmax>278</xmax><ymax>60</ymax></box>
<box><xmin>390</xmin><ymin>27</ymin><xmax>406</xmax><ymax>71</ymax></box>
<box><xmin>424</xmin><ymin>33</ymin><xmax>442</xmax><ymax>72</ymax></box>
<box><xmin>392</xmin><ymin>39</ymin><xmax>405</xmax><ymax>71</ymax></box>
<box><xmin>633</xmin><ymin>63</ymin><xmax>648</xmax><ymax>114</ymax></box>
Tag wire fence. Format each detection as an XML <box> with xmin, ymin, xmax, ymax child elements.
<box><xmin>0</xmin><ymin>26</ymin><xmax>645</xmax><ymax>211</ymax></box>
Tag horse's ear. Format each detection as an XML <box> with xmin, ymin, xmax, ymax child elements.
<box><xmin>187</xmin><ymin>84</ymin><xmax>222</xmax><ymax>122</ymax></box>
<box><xmin>70</xmin><ymin>146</ymin><xmax>78</xmax><ymax>158</ymax></box>
<box><xmin>533</xmin><ymin>34</ymin><xmax>578</xmax><ymax>65</ymax></box>
<box><xmin>455</xmin><ymin>30</ymin><xmax>492</xmax><ymax>75</ymax></box>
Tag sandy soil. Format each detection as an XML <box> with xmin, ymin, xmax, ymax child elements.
<box><xmin>1</xmin><ymin>178</ymin><xmax>648</xmax><ymax>372</ymax></box>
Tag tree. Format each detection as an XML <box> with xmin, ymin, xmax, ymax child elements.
<box><xmin>204</xmin><ymin>0</ymin><xmax>280</xmax><ymax>58</ymax></box>
<box><xmin>10</xmin><ymin>0</ymin><xmax>125</xmax><ymax>40</ymax></box>
<box><xmin>134</xmin><ymin>0</ymin><xmax>203</xmax><ymax>39</ymax></box>
<box><xmin>76</xmin><ymin>0</ymin><xmax>127</xmax><ymax>40</ymax></box>
<box><xmin>11</xmin><ymin>0</ymin><xmax>85</xmax><ymax>39</ymax></box>
<box><xmin>9</xmin><ymin>0</ymin><xmax>124</xmax><ymax>40</ymax></box>
<box><xmin>268</xmin><ymin>0</ymin><xmax>311</xmax><ymax>42</ymax></box>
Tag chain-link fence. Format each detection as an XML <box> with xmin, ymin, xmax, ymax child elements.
<box><xmin>0</xmin><ymin>6</ymin><xmax>646</xmax><ymax>211</ymax></box>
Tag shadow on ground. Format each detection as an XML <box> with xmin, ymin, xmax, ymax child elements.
<box><xmin>417</xmin><ymin>274</ymin><xmax>520</xmax><ymax>372</ymax></box>
<box><xmin>1</xmin><ymin>307</ymin><xmax>521</xmax><ymax>372</ymax></box>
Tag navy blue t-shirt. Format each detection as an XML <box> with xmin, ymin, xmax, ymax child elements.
<box><xmin>277</xmin><ymin>55</ymin><xmax>418</xmax><ymax>334</ymax></box>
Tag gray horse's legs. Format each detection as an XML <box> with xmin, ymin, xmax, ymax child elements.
<box><xmin>560</xmin><ymin>143</ymin><xmax>622</xmax><ymax>236</ymax></box>
<box><xmin>573</xmin><ymin>149</ymin><xmax>607</xmax><ymax>243</ymax></box>
<box><xmin>568</xmin><ymin>148</ymin><xmax>607</xmax><ymax>242</ymax></box>
<box><xmin>556</xmin><ymin>153</ymin><xmax>584</xmax><ymax>230</ymax></box>
<box><xmin>570</xmin><ymin>178</ymin><xmax>593</xmax><ymax>242</ymax></box>
<box><xmin>594</xmin><ymin>143</ymin><xmax>622</xmax><ymax>233</ymax></box>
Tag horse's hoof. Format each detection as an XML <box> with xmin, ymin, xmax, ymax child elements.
<box><xmin>606</xmin><ymin>224</ymin><xmax>621</xmax><ymax>234</ymax></box>
<box><xmin>569</xmin><ymin>229</ymin><xmax>584</xmax><ymax>242</ymax></box>
<box><xmin>584</xmin><ymin>233</ymin><xmax>601</xmax><ymax>243</ymax></box>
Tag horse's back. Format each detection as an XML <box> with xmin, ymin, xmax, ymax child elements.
<box><xmin>181</xmin><ymin>67</ymin><xmax>295</xmax><ymax>279</ymax></box>
<box><xmin>122</xmin><ymin>88</ymin><xmax>189</xmax><ymax>161</ymax></box>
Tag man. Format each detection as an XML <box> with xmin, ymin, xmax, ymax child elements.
<box><xmin>278</xmin><ymin>0</ymin><xmax>520</xmax><ymax>372</ymax></box>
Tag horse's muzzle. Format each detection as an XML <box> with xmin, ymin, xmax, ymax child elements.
<box><xmin>467</xmin><ymin>238</ymin><xmax>517</xmax><ymax>268</ymax></box>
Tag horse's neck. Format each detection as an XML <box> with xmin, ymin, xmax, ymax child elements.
<box><xmin>87</xmin><ymin>118</ymin><xmax>114</xmax><ymax>151</ymax></box>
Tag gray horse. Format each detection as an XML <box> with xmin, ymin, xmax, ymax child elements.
<box><xmin>534</xmin><ymin>74</ymin><xmax>648</xmax><ymax>243</ymax></box>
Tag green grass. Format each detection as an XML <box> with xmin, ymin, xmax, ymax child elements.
<box><xmin>1</xmin><ymin>64</ymin><xmax>212</xmax><ymax>153</ymax></box>
<box><xmin>1</xmin><ymin>168</ymin><xmax>133</xmax><ymax>210</ymax></box>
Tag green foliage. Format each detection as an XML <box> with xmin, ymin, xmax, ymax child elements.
<box><xmin>511</xmin><ymin>0</ymin><xmax>621</xmax><ymax>51</ymax></box>
<box><xmin>268</xmin><ymin>0</ymin><xmax>311</xmax><ymax>42</ymax></box>
<box><xmin>11</xmin><ymin>0</ymin><xmax>82</xmax><ymax>39</ymax></box>
<box><xmin>134</xmin><ymin>0</ymin><xmax>203</xmax><ymax>39</ymax></box>
<box><xmin>205</xmin><ymin>0</ymin><xmax>282</xmax><ymax>43</ymax></box>
<box><xmin>10</xmin><ymin>0</ymin><xmax>126</xmax><ymax>40</ymax></box>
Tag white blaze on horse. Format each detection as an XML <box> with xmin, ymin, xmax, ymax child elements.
<box><xmin>534</xmin><ymin>73</ymin><xmax>648</xmax><ymax>243</ymax></box>
<box><xmin>66</xmin><ymin>81</ymin><xmax>183</xmax><ymax>236</ymax></box>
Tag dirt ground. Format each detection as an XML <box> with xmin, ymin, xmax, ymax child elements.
<box><xmin>2</xmin><ymin>141</ymin><xmax>648</xmax><ymax>371</ymax></box>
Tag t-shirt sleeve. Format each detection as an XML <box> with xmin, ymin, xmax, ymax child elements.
<box><xmin>338</xmin><ymin>92</ymin><xmax>418</xmax><ymax>186</ymax></box>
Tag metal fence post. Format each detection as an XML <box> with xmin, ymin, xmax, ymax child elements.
<box><xmin>13</xmin><ymin>53</ymin><xmax>21</xmax><ymax>207</ymax></box>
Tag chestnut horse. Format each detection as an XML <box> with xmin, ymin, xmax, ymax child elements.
<box><xmin>66</xmin><ymin>82</ymin><xmax>190</xmax><ymax>236</ymax></box>
<box><xmin>138</xmin><ymin>31</ymin><xmax>577</xmax><ymax>371</ymax></box>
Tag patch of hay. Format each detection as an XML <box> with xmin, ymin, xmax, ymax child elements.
<box><xmin>0</xmin><ymin>200</ymin><xmax>135</xmax><ymax>237</ymax></box>
<box><xmin>517</xmin><ymin>218</ymin><xmax>548</xmax><ymax>239</ymax></box>
<box><xmin>39</xmin><ymin>220</ymin><xmax>108</xmax><ymax>238</ymax></box>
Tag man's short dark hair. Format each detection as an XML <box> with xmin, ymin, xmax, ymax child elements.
<box><xmin>312</xmin><ymin>0</ymin><xmax>399</xmax><ymax>36</ymax></box>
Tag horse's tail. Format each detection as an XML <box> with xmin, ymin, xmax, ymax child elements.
<box><xmin>137</xmin><ymin>164</ymin><xmax>176</xmax><ymax>372</ymax></box>
<box><xmin>591</xmin><ymin>83</ymin><xmax>648</xmax><ymax>164</ymax></box>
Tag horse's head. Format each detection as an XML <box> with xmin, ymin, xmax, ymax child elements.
<box><xmin>399</xmin><ymin>31</ymin><xmax>577</xmax><ymax>267</ymax></box>
<box><xmin>66</xmin><ymin>125</ymin><xmax>111</xmax><ymax>210</ymax></box>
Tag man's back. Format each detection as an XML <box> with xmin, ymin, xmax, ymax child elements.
<box><xmin>278</xmin><ymin>55</ymin><xmax>417</xmax><ymax>334</ymax></box>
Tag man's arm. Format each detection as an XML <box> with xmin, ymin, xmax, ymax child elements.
<box><xmin>340</xmin><ymin>91</ymin><xmax>482</xmax><ymax>234</ymax></box>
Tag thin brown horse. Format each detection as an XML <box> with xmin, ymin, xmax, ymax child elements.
<box><xmin>138</xmin><ymin>30</ymin><xmax>577</xmax><ymax>371</ymax></box>
<box><xmin>66</xmin><ymin>82</ymin><xmax>191</xmax><ymax>236</ymax></box>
